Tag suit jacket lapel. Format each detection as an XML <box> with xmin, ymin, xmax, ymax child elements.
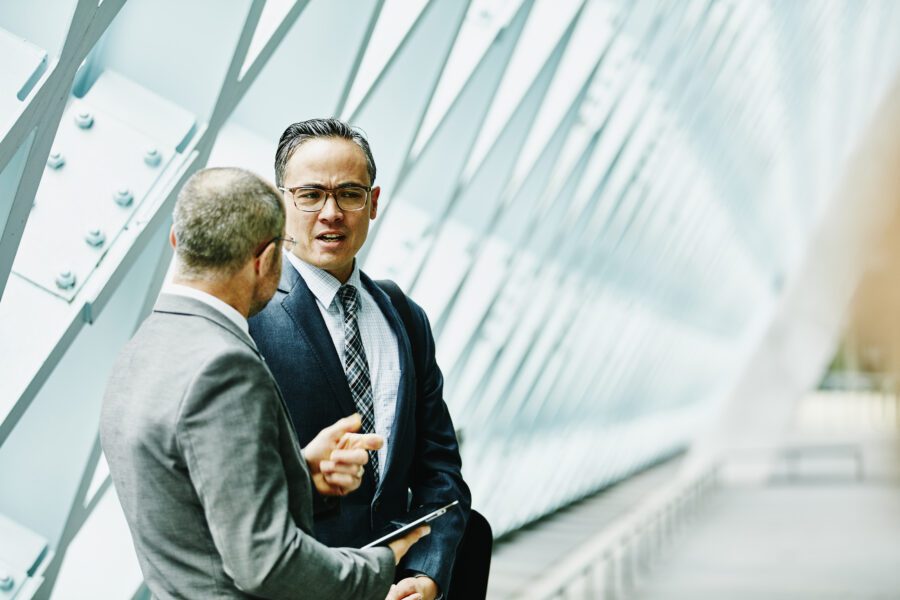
<box><xmin>361</xmin><ymin>272</ymin><xmax>416</xmax><ymax>492</ymax></box>
<box><xmin>279</xmin><ymin>257</ymin><xmax>358</xmax><ymax>417</ymax></box>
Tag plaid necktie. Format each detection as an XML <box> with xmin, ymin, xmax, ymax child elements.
<box><xmin>337</xmin><ymin>284</ymin><xmax>379</xmax><ymax>485</ymax></box>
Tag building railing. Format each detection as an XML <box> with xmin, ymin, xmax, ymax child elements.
<box><xmin>518</xmin><ymin>464</ymin><xmax>719</xmax><ymax>599</ymax></box>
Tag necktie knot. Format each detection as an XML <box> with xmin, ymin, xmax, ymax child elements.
<box><xmin>337</xmin><ymin>285</ymin><xmax>360</xmax><ymax>319</ymax></box>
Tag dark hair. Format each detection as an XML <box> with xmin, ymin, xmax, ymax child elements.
<box><xmin>274</xmin><ymin>118</ymin><xmax>376</xmax><ymax>187</ymax></box>
<box><xmin>173</xmin><ymin>167</ymin><xmax>284</xmax><ymax>278</ymax></box>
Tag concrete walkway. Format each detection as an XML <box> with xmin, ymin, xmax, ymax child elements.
<box><xmin>632</xmin><ymin>434</ymin><xmax>900</xmax><ymax>600</ymax></box>
<box><xmin>485</xmin><ymin>394</ymin><xmax>900</xmax><ymax>600</ymax></box>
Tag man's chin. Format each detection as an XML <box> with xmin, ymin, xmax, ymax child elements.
<box><xmin>308</xmin><ymin>254</ymin><xmax>355</xmax><ymax>278</ymax></box>
<box><xmin>297</xmin><ymin>250</ymin><xmax>336</xmax><ymax>269</ymax></box>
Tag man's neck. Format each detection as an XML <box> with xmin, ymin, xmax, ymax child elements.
<box><xmin>171</xmin><ymin>275</ymin><xmax>250</xmax><ymax>318</ymax></box>
<box><xmin>327</xmin><ymin>264</ymin><xmax>353</xmax><ymax>284</ymax></box>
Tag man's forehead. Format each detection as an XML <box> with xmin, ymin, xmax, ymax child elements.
<box><xmin>285</xmin><ymin>138</ymin><xmax>368</xmax><ymax>178</ymax></box>
<box><xmin>292</xmin><ymin>137</ymin><xmax>365</xmax><ymax>163</ymax></box>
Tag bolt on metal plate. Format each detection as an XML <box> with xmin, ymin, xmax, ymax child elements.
<box><xmin>46</xmin><ymin>151</ymin><xmax>65</xmax><ymax>169</ymax></box>
<box><xmin>74</xmin><ymin>111</ymin><xmax>94</xmax><ymax>129</ymax></box>
<box><xmin>144</xmin><ymin>147</ymin><xmax>161</xmax><ymax>167</ymax></box>
<box><xmin>0</xmin><ymin>571</ymin><xmax>14</xmax><ymax>591</ymax></box>
<box><xmin>55</xmin><ymin>270</ymin><xmax>76</xmax><ymax>289</ymax></box>
<box><xmin>84</xmin><ymin>228</ymin><xmax>106</xmax><ymax>247</ymax></box>
<box><xmin>113</xmin><ymin>188</ymin><xmax>134</xmax><ymax>207</ymax></box>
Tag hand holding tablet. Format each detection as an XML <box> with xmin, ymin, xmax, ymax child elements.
<box><xmin>387</xmin><ymin>524</ymin><xmax>431</xmax><ymax>565</ymax></box>
<box><xmin>365</xmin><ymin>500</ymin><xmax>460</xmax><ymax>549</ymax></box>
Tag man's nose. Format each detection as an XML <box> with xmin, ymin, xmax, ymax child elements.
<box><xmin>318</xmin><ymin>193</ymin><xmax>344</xmax><ymax>220</ymax></box>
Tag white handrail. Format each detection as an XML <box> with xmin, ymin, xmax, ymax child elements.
<box><xmin>517</xmin><ymin>463</ymin><xmax>719</xmax><ymax>599</ymax></box>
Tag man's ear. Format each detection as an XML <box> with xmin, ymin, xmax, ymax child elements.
<box><xmin>169</xmin><ymin>225</ymin><xmax>177</xmax><ymax>249</ymax></box>
<box><xmin>255</xmin><ymin>241</ymin><xmax>278</xmax><ymax>276</ymax></box>
<box><xmin>369</xmin><ymin>186</ymin><xmax>380</xmax><ymax>220</ymax></box>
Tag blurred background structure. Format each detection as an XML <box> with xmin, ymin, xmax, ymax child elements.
<box><xmin>2</xmin><ymin>1</ymin><xmax>900</xmax><ymax>598</ymax></box>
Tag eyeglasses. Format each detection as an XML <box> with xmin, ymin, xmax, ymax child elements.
<box><xmin>254</xmin><ymin>235</ymin><xmax>297</xmax><ymax>257</ymax></box>
<box><xmin>278</xmin><ymin>185</ymin><xmax>371</xmax><ymax>212</ymax></box>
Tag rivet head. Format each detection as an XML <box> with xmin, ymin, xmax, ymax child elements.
<box><xmin>55</xmin><ymin>270</ymin><xmax>76</xmax><ymax>290</ymax></box>
<box><xmin>144</xmin><ymin>148</ymin><xmax>161</xmax><ymax>167</ymax></box>
<box><xmin>74</xmin><ymin>110</ymin><xmax>94</xmax><ymax>129</ymax></box>
<box><xmin>46</xmin><ymin>151</ymin><xmax>65</xmax><ymax>169</ymax></box>
<box><xmin>113</xmin><ymin>188</ymin><xmax>134</xmax><ymax>207</ymax></box>
<box><xmin>85</xmin><ymin>228</ymin><xmax>106</xmax><ymax>247</ymax></box>
<box><xmin>0</xmin><ymin>571</ymin><xmax>13</xmax><ymax>591</ymax></box>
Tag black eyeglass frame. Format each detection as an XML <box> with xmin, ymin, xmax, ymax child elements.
<box><xmin>278</xmin><ymin>185</ymin><xmax>372</xmax><ymax>212</ymax></box>
<box><xmin>253</xmin><ymin>235</ymin><xmax>297</xmax><ymax>258</ymax></box>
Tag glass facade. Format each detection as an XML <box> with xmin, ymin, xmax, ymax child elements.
<box><xmin>1</xmin><ymin>1</ymin><xmax>899</xmax><ymax>597</ymax></box>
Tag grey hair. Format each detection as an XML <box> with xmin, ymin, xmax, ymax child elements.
<box><xmin>274</xmin><ymin>118</ymin><xmax>376</xmax><ymax>187</ymax></box>
<box><xmin>173</xmin><ymin>167</ymin><xmax>285</xmax><ymax>279</ymax></box>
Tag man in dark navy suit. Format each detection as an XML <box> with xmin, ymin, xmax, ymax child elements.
<box><xmin>249</xmin><ymin>118</ymin><xmax>471</xmax><ymax>600</ymax></box>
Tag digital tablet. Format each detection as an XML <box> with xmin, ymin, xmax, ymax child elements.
<box><xmin>362</xmin><ymin>500</ymin><xmax>460</xmax><ymax>549</ymax></box>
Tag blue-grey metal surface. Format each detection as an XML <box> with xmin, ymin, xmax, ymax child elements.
<box><xmin>0</xmin><ymin>28</ymin><xmax>47</xmax><ymax>136</ymax></box>
<box><xmin>11</xmin><ymin>100</ymin><xmax>174</xmax><ymax>301</ymax></box>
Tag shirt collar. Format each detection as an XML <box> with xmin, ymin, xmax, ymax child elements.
<box><xmin>162</xmin><ymin>283</ymin><xmax>249</xmax><ymax>336</ymax></box>
<box><xmin>285</xmin><ymin>251</ymin><xmax>363</xmax><ymax>310</ymax></box>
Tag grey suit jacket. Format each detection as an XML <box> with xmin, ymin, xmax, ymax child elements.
<box><xmin>100</xmin><ymin>294</ymin><xmax>394</xmax><ymax>599</ymax></box>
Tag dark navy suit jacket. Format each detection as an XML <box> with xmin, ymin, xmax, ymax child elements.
<box><xmin>248</xmin><ymin>257</ymin><xmax>471</xmax><ymax>593</ymax></box>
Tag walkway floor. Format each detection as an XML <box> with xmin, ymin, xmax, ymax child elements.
<box><xmin>485</xmin><ymin>394</ymin><xmax>900</xmax><ymax>600</ymax></box>
<box><xmin>631</xmin><ymin>433</ymin><xmax>900</xmax><ymax>600</ymax></box>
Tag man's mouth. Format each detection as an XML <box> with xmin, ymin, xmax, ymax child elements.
<box><xmin>317</xmin><ymin>233</ymin><xmax>345</xmax><ymax>242</ymax></box>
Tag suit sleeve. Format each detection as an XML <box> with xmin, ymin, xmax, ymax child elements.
<box><xmin>175</xmin><ymin>349</ymin><xmax>395</xmax><ymax>599</ymax></box>
<box><xmin>400</xmin><ymin>301</ymin><xmax>472</xmax><ymax>593</ymax></box>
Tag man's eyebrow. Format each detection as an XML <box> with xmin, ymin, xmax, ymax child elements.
<box><xmin>293</xmin><ymin>182</ymin><xmax>368</xmax><ymax>189</ymax></box>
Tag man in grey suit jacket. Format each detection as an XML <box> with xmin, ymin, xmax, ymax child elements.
<box><xmin>100</xmin><ymin>167</ymin><xmax>428</xmax><ymax>599</ymax></box>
